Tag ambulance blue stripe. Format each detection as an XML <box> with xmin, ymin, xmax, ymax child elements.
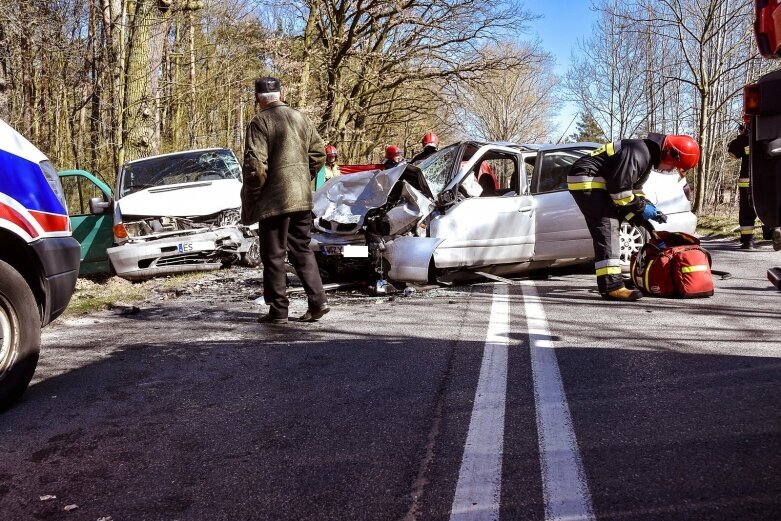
<box><xmin>0</xmin><ymin>148</ymin><xmax>65</xmax><ymax>215</ymax></box>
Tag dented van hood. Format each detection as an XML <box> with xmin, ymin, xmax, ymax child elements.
<box><xmin>117</xmin><ymin>178</ymin><xmax>242</xmax><ymax>217</ymax></box>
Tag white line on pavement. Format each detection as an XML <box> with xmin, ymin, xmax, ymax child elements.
<box><xmin>521</xmin><ymin>280</ymin><xmax>595</xmax><ymax>521</ymax></box>
<box><xmin>450</xmin><ymin>284</ymin><xmax>510</xmax><ymax>521</ymax></box>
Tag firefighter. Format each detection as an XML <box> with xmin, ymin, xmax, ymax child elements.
<box><xmin>567</xmin><ymin>133</ymin><xmax>700</xmax><ymax>301</ymax></box>
<box><xmin>411</xmin><ymin>132</ymin><xmax>440</xmax><ymax>163</ymax></box>
<box><xmin>324</xmin><ymin>145</ymin><xmax>341</xmax><ymax>181</ymax></box>
<box><xmin>727</xmin><ymin>116</ymin><xmax>773</xmax><ymax>249</ymax></box>
<box><xmin>383</xmin><ymin>145</ymin><xmax>404</xmax><ymax>170</ymax></box>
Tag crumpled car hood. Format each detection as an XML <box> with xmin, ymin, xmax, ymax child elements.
<box><xmin>312</xmin><ymin>164</ymin><xmax>433</xmax><ymax>232</ymax></box>
<box><xmin>118</xmin><ymin>178</ymin><xmax>242</xmax><ymax>217</ymax></box>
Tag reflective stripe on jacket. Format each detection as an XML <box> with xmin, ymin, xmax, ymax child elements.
<box><xmin>567</xmin><ymin>134</ymin><xmax>663</xmax><ymax>213</ymax></box>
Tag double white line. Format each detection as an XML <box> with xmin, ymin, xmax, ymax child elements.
<box><xmin>450</xmin><ymin>282</ymin><xmax>595</xmax><ymax>521</ymax></box>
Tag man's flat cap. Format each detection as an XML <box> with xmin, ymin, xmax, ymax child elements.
<box><xmin>255</xmin><ymin>77</ymin><xmax>281</xmax><ymax>93</ymax></box>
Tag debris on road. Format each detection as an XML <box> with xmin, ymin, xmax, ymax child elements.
<box><xmin>63</xmin><ymin>504</ymin><xmax>79</xmax><ymax>511</ymax></box>
<box><xmin>39</xmin><ymin>495</ymin><xmax>56</xmax><ymax>501</ymax></box>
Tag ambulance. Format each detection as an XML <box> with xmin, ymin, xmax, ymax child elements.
<box><xmin>0</xmin><ymin>120</ymin><xmax>80</xmax><ymax>409</ymax></box>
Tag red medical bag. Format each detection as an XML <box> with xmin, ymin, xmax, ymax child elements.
<box><xmin>630</xmin><ymin>231</ymin><xmax>714</xmax><ymax>298</ymax></box>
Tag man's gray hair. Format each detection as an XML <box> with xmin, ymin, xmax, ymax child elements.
<box><xmin>257</xmin><ymin>92</ymin><xmax>281</xmax><ymax>103</ymax></box>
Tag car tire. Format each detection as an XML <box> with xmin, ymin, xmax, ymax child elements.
<box><xmin>240</xmin><ymin>237</ymin><xmax>261</xmax><ymax>268</ymax></box>
<box><xmin>619</xmin><ymin>222</ymin><xmax>648</xmax><ymax>272</ymax></box>
<box><xmin>0</xmin><ymin>259</ymin><xmax>41</xmax><ymax>411</ymax></box>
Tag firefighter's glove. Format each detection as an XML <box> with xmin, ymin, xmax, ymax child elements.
<box><xmin>641</xmin><ymin>202</ymin><xmax>659</xmax><ymax>222</ymax></box>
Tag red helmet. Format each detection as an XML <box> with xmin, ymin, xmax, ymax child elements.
<box><xmin>325</xmin><ymin>145</ymin><xmax>338</xmax><ymax>157</ymax></box>
<box><xmin>742</xmin><ymin>114</ymin><xmax>751</xmax><ymax>127</ymax></box>
<box><xmin>422</xmin><ymin>132</ymin><xmax>440</xmax><ymax>148</ymax></box>
<box><xmin>385</xmin><ymin>145</ymin><xmax>401</xmax><ymax>159</ymax></box>
<box><xmin>659</xmin><ymin>135</ymin><xmax>700</xmax><ymax>173</ymax></box>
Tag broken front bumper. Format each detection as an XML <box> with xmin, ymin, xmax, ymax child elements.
<box><xmin>108</xmin><ymin>226</ymin><xmax>254</xmax><ymax>281</ymax></box>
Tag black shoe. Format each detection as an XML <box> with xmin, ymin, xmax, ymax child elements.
<box><xmin>739</xmin><ymin>241</ymin><xmax>754</xmax><ymax>250</ymax></box>
<box><xmin>257</xmin><ymin>314</ymin><xmax>288</xmax><ymax>325</ymax></box>
<box><xmin>763</xmin><ymin>228</ymin><xmax>773</xmax><ymax>241</ymax></box>
<box><xmin>299</xmin><ymin>303</ymin><xmax>330</xmax><ymax>322</ymax></box>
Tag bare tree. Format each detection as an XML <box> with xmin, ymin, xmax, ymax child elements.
<box><xmin>454</xmin><ymin>42</ymin><xmax>557</xmax><ymax>143</ymax></box>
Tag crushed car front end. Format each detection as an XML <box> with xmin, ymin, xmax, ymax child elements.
<box><xmin>109</xmin><ymin>148</ymin><xmax>258</xmax><ymax>281</ymax></box>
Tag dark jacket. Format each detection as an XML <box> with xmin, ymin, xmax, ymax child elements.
<box><xmin>240</xmin><ymin>101</ymin><xmax>325</xmax><ymax>224</ymax></box>
<box><xmin>727</xmin><ymin>130</ymin><xmax>750</xmax><ymax>180</ymax></box>
<box><xmin>411</xmin><ymin>146</ymin><xmax>437</xmax><ymax>164</ymax></box>
<box><xmin>568</xmin><ymin>133</ymin><xmax>664</xmax><ymax>213</ymax></box>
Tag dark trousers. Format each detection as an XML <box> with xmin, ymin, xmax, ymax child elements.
<box><xmin>570</xmin><ymin>190</ymin><xmax>624</xmax><ymax>294</ymax></box>
<box><xmin>738</xmin><ymin>186</ymin><xmax>772</xmax><ymax>243</ymax></box>
<box><xmin>259</xmin><ymin>211</ymin><xmax>326</xmax><ymax>318</ymax></box>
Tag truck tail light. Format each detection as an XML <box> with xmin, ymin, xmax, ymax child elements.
<box><xmin>113</xmin><ymin>223</ymin><xmax>128</xmax><ymax>239</ymax></box>
<box><xmin>744</xmin><ymin>83</ymin><xmax>760</xmax><ymax>115</ymax></box>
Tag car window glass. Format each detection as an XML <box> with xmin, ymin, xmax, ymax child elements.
<box><xmin>459</xmin><ymin>153</ymin><xmax>519</xmax><ymax>198</ymax></box>
<box><xmin>119</xmin><ymin>149</ymin><xmax>241</xmax><ymax>197</ymax></box>
<box><xmin>61</xmin><ymin>175</ymin><xmax>107</xmax><ymax>215</ymax></box>
<box><xmin>533</xmin><ymin>148</ymin><xmax>591</xmax><ymax>194</ymax></box>
<box><xmin>418</xmin><ymin>144</ymin><xmax>460</xmax><ymax>195</ymax></box>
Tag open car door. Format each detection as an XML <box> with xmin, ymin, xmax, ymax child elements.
<box><xmin>430</xmin><ymin>144</ymin><xmax>535</xmax><ymax>268</ymax></box>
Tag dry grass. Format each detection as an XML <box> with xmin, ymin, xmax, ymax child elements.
<box><xmin>64</xmin><ymin>271</ymin><xmax>216</xmax><ymax>316</ymax></box>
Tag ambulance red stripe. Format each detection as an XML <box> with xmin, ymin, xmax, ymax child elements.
<box><xmin>0</xmin><ymin>201</ymin><xmax>40</xmax><ymax>238</ymax></box>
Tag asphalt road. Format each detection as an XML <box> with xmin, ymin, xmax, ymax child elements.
<box><xmin>1</xmin><ymin>237</ymin><xmax>779</xmax><ymax>520</ymax></box>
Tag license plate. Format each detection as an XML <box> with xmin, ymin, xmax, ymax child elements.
<box><xmin>321</xmin><ymin>245</ymin><xmax>343</xmax><ymax>256</ymax></box>
<box><xmin>177</xmin><ymin>242</ymin><xmax>194</xmax><ymax>253</ymax></box>
<box><xmin>320</xmin><ymin>245</ymin><xmax>369</xmax><ymax>257</ymax></box>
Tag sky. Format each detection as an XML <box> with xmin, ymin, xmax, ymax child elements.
<box><xmin>522</xmin><ymin>0</ymin><xmax>599</xmax><ymax>140</ymax></box>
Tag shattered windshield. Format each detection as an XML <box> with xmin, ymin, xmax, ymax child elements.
<box><xmin>120</xmin><ymin>149</ymin><xmax>241</xmax><ymax>197</ymax></box>
<box><xmin>416</xmin><ymin>144</ymin><xmax>460</xmax><ymax>195</ymax></box>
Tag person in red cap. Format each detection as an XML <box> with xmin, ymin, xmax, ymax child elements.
<box><xmin>241</xmin><ymin>76</ymin><xmax>330</xmax><ymax>324</ymax></box>
<box><xmin>728</xmin><ymin>116</ymin><xmax>773</xmax><ymax>249</ymax></box>
<box><xmin>324</xmin><ymin>145</ymin><xmax>341</xmax><ymax>180</ymax></box>
<box><xmin>383</xmin><ymin>145</ymin><xmax>404</xmax><ymax>170</ymax></box>
<box><xmin>567</xmin><ymin>132</ymin><xmax>700</xmax><ymax>301</ymax></box>
<box><xmin>411</xmin><ymin>132</ymin><xmax>440</xmax><ymax>163</ymax></box>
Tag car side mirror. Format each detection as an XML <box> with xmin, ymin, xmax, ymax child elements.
<box><xmin>89</xmin><ymin>197</ymin><xmax>112</xmax><ymax>215</ymax></box>
<box><xmin>437</xmin><ymin>190</ymin><xmax>455</xmax><ymax>207</ymax></box>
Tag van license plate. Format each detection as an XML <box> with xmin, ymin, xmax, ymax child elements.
<box><xmin>177</xmin><ymin>242</ymin><xmax>194</xmax><ymax>253</ymax></box>
<box><xmin>321</xmin><ymin>246</ymin><xmax>343</xmax><ymax>255</ymax></box>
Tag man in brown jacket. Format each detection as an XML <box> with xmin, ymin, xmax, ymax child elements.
<box><xmin>240</xmin><ymin>76</ymin><xmax>329</xmax><ymax>324</ymax></box>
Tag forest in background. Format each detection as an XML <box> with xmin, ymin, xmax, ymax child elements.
<box><xmin>0</xmin><ymin>0</ymin><xmax>777</xmax><ymax>213</ymax></box>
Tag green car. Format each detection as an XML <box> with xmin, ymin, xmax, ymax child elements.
<box><xmin>58</xmin><ymin>170</ymin><xmax>114</xmax><ymax>275</ymax></box>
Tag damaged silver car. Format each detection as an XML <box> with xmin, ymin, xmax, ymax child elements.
<box><xmin>107</xmin><ymin>148</ymin><xmax>259</xmax><ymax>281</ymax></box>
<box><xmin>310</xmin><ymin>141</ymin><xmax>697</xmax><ymax>287</ymax></box>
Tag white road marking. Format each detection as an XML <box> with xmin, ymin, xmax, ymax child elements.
<box><xmin>521</xmin><ymin>280</ymin><xmax>595</xmax><ymax>521</ymax></box>
<box><xmin>450</xmin><ymin>284</ymin><xmax>510</xmax><ymax>521</ymax></box>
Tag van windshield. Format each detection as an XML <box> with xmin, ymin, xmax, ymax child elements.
<box><xmin>119</xmin><ymin>149</ymin><xmax>240</xmax><ymax>197</ymax></box>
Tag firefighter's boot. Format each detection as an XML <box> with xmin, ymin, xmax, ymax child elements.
<box><xmin>602</xmin><ymin>287</ymin><xmax>643</xmax><ymax>301</ymax></box>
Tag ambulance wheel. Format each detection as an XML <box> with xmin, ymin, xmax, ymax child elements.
<box><xmin>619</xmin><ymin>222</ymin><xmax>647</xmax><ymax>272</ymax></box>
<box><xmin>0</xmin><ymin>260</ymin><xmax>41</xmax><ymax>411</ymax></box>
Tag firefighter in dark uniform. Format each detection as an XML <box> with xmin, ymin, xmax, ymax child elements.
<box><xmin>568</xmin><ymin>133</ymin><xmax>700</xmax><ymax>301</ymax></box>
<box><xmin>411</xmin><ymin>132</ymin><xmax>440</xmax><ymax>163</ymax></box>
<box><xmin>727</xmin><ymin>116</ymin><xmax>772</xmax><ymax>249</ymax></box>
<box><xmin>383</xmin><ymin>145</ymin><xmax>404</xmax><ymax>170</ymax></box>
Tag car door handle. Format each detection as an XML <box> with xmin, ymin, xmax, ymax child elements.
<box><xmin>519</xmin><ymin>206</ymin><xmax>533</xmax><ymax>212</ymax></box>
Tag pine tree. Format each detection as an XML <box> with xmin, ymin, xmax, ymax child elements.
<box><xmin>569</xmin><ymin>112</ymin><xmax>607</xmax><ymax>143</ymax></box>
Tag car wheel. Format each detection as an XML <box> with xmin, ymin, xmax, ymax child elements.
<box><xmin>240</xmin><ymin>237</ymin><xmax>261</xmax><ymax>268</ymax></box>
<box><xmin>619</xmin><ymin>222</ymin><xmax>647</xmax><ymax>271</ymax></box>
<box><xmin>0</xmin><ymin>260</ymin><xmax>41</xmax><ymax>411</ymax></box>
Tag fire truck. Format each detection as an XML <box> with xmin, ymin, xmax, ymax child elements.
<box><xmin>746</xmin><ymin>1</ymin><xmax>781</xmax><ymax>287</ymax></box>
